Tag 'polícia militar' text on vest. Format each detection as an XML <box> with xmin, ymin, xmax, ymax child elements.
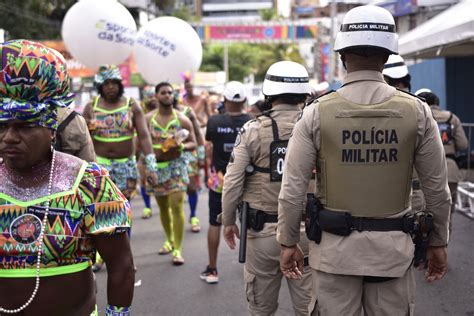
<box><xmin>341</xmin><ymin>128</ymin><xmax>399</xmax><ymax>163</ymax></box>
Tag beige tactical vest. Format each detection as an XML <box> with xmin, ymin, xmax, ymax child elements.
<box><xmin>317</xmin><ymin>91</ymin><xmax>418</xmax><ymax>217</ymax></box>
<box><xmin>243</xmin><ymin>109</ymin><xmax>300</xmax><ymax>213</ymax></box>
<box><xmin>431</xmin><ymin>108</ymin><xmax>456</xmax><ymax>156</ymax></box>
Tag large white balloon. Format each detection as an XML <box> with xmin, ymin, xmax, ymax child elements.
<box><xmin>61</xmin><ymin>0</ymin><xmax>136</xmax><ymax>69</ymax></box>
<box><xmin>133</xmin><ymin>17</ymin><xmax>203</xmax><ymax>84</ymax></box>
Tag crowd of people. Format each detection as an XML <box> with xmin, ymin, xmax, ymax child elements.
<box><xmin>0</xmin><ymin>4</ymin><xmax>467</xmax><ymax>316</ymax></box>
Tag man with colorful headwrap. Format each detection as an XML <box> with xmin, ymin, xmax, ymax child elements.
<box><xmin>0</xmin><ymin>40</ymin><xmax>135</xmax><ymax>316</ymax></box>
<box><xmin>83</xmin><ymin>65</ymin><xmax>157</xmax><ymax>201</ymax></box>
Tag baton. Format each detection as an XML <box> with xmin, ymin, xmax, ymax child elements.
<box><xmin>238</xmin><ymin>202</ymin><xmax>249</xmax><ymax>263</ymax></box>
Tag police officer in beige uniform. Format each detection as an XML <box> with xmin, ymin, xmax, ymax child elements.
<box><xmin>55</xmin><ymin>106</ymin><xmax>96</xmax><ymax>162</ymax></box>
<box><xmin>383</xmin><ymin>55</ymin><xmax>425</xmax><ymax>212</ymax></box>
<box><xmin>278</xmin><ymin>5</ymin><xmax>450</xmax><ymax>315</ymax></box>
<box><xmin>222</xmin><ymin>61</ymin><xmax>313</xmax><ymax>315</ymax></box>
<box><xmin>416</xmin><ymin>89</ymin><xmax>468</xmax><ymax>231</ymax></box>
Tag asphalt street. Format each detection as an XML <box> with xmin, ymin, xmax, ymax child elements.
<box><xmin>95</xmin><ymin>188</ymin><xmax>474</xmax><ymax>316</ymax></box>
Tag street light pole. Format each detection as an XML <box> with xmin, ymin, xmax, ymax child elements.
<box><xmin>223</xmin><ymin>43</ymin><xmax>229</xmax><ymax>83</ymax></box>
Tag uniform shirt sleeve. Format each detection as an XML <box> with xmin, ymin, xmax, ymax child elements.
<box><xmin>277</xmin><ymin>104</ymin><xmax>318</xmax><ymax>246</ymax></box>
<box><xmin>80</xmin><ymin>163</ymin><xmax>131</xmax><ymax>235</ymax></box>
<box><xmin>221</xmin><ymin>122</ymin><xmax>253</xmax><ymax>226</ymax></box>
<box><xmin>414</xmin><ymin>101</ymin><xmax>451</xmax><ymax>246</ymax></box>
<box><xmin>61</xmin><ymin>114</ymin><xmax>96</xmax><ymax>162</ymax></box>
<box><xmin>452</xmin><ymin>114</ymin><xmax>468</xmax><ymax>152</ymax></box>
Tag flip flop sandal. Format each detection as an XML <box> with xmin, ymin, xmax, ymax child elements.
<box><xmin>172</xmin><ymin>250</ymin><xmax>184</xmax><ymax>265</ymax></box>
<box><xmin>158</xmin><ymin>241</ymin><xmax>174</xmax><ymax>255</ymax></box>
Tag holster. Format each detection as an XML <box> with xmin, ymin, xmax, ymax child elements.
<box><xmin>412</xmin><ymin>212</ymin><xmax>434</xmax><ymax>268</ymax></box>
<box><xmin>305</xmin><ymin>193</ymin><xmax>322</xmax><ymax>244</ymax></box>
<box><xmin>247</xmin><ymin>208</ymin><xmax>278</xmax><ymax>232</ymax></box>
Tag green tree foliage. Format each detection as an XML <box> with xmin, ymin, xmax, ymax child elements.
<box><xmin>259</xmin><ymin>8</ymin><xmax>277</xmax><ymax>21</ymax></box>
<box><xmin>201</xmin><ymin>43</ymin><xmax>305</xmax><ymax>82</ymax></box>
<box><xmin>0</xmin><ymin>0</ymin><xmax>76</xmax><ymax>40</ymax></box>
<box><xmin>154</xmin><ymin>0</ymin><xmax>175</xmax><ymax>11</ymax></box>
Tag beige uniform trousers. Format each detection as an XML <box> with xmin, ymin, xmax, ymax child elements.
<box><xmin>411</xmin><ymin>188</ymin><xmax>425</xmax><ymax>212</ymax></box>
<box><xmin>314</xmin><ymin>267</ymin><xmax>415</xmax><ymax>316</ymax></box>
<box><xmin>245</xmin><ymin>223</ymin><xmax>312</xmax><ymax>316</ymax></box>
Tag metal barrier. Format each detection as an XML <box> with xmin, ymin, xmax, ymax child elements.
<box><xmin>455</xmin><ymin>123</ymin><xmax>474</xmax><ymax>218</ymax></box>
<box><xmin>456</xmin><ymin>182</ymin><xmax>474</xmax><ymax>219</ymax></box>
<box><xmin>461</xmin><ymin>123</ymin><xmax>474</xmax><ymax>169</ymax></box>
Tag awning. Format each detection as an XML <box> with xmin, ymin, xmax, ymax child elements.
<box><xmin>399</xmin><ymin>0</ymin><xmax>474</xmax><ymax>58</ymax></box>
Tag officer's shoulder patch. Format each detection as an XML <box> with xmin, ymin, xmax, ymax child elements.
<box><xmin>234</xmin><ymin>133</ymin><xmax>242</xmax><ymax>148</ymax></box>
<box><xmin>396</xmin><ymin>88</ymin><xmax>425</xmax><ymax>102</ymax></box>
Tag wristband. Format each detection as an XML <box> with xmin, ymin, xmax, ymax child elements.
<box><xmin>179</xmin><ymin>143</ymin><xmax>185</xmax><ymax>151</ymax></box>
<box><xmin>105</xmin><ymin>304</ymin><xmax>131</xmax><ymax>316</ymax></box>
<box><xmin>144</xmin><ymin>153</ymin><xmax>157</xmax><ymax>172</ymax></box>
<box><xmin>197</xmin><ymin>145</ymin><xmax>205</xmax><ymax>160</ymax></box>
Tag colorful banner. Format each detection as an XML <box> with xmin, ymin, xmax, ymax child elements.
<box><xmin>195</xmin><ymin>24</ymin><xmax>318</xmax><ymax>43</ymax></box>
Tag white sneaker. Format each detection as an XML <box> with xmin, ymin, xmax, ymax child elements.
<box><xmin>200</xmin><ymin>266</ymin><xmax>219</xmax><ymax>284</ymax></box>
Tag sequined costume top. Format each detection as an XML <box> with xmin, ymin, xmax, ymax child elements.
<box><xmin>90</xmin><ymin>96</ymin><xmax>135</xmax><ymax>142</ymax></box>
<box><xmin>0</xmin><ymin>152</ymin><xmax>131</xmax><ymax>275</ymax></box>
<box><xmin>150</xmin><ymin>109</ymin><xmax>182</xmax><ymax>150</ymax></box>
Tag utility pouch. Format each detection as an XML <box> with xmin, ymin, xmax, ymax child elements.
<box><xmin>267</xmin><ymin>114</ymin><xmax>288</xmax><ymax>182</ymax></box>
<box><xmin>413</xmin><ymin>212</ymin><xmax>434</xmax><ymax>268</ymax></box>
<box><xmin>269</xmin><ymin>140</ymin><xmax>288</xmax><ymax>182</ymax></box>
<box><xmin>248</xmin><ymin>208</ymin><xmax>266</xmax><ymax>232</ymax></box>
<box><xmin>319</xmin><ymin>209</ymin><xmax>352</xmax><ymax>236</ymax></box>
<box><xmin>305</xmin><ymin>194</ymin><xmax>322</xmax><ymax>244</ymax></box>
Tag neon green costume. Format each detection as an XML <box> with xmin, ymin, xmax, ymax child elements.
<box><xmin>149</xmin><ymin>110</ymin><xmax>188</xmax><ymax>260</ymax></box>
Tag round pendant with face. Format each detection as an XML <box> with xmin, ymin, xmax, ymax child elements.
<box><xmin>10</xmin><ymin>214</ymin><xmax>42</xmax><ymax>245</ymax></box>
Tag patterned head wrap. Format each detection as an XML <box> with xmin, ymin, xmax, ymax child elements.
<box><xmin>94</xmin><ymin>64</ymin><xmax>122</xmax><ymax>88</ymax></box>
<box><xmin>0</xmin><ymin>39</ymin><xmax>74</xmax><ymax>130</ymax></box>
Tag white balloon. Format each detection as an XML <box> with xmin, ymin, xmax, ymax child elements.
<box><xmin>61</xmin><ymin>0</ymin><xmax>136</xmax><ymax>69</ymax></box>
<box><xmin>133</xmin><ymin>17</ymin><xmax>203</xmax><ymax>84</ymax></box>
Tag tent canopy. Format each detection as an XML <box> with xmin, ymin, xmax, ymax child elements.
<box><xmin>399</xmin><ymin>0</ymin><xmax>474</xmax><ymax>58</ymax></box>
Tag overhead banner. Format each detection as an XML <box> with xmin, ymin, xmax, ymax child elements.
<box><xmin>195</xmin><ymin>24</ymin><xmax>318</xmax><ymax>43</ymax></box>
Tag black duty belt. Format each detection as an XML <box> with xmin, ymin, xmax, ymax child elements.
<box><xmin>350</xmin><ymin>216</ymin><xmax>410</xmax><ymax>232</ymax></box>
<box><xmin>412</xmin><ymin>180</ymin><xmax>421</xmax><ymax>191</ymax></box>
<box><xmin>318</xmin><ymin>208</ymin><xmax>415</xmax><ymax>236</ymax></box>
<box><xmin>249</xmin><ymin>208</ymin><xmax>278</xmax><ymax>223</ymax></box>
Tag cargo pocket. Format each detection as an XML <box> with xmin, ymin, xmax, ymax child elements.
<box><xmin>244</xmin><ymin>268</ymin><xmax>257</xmax><ymax>306</ymax></box>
